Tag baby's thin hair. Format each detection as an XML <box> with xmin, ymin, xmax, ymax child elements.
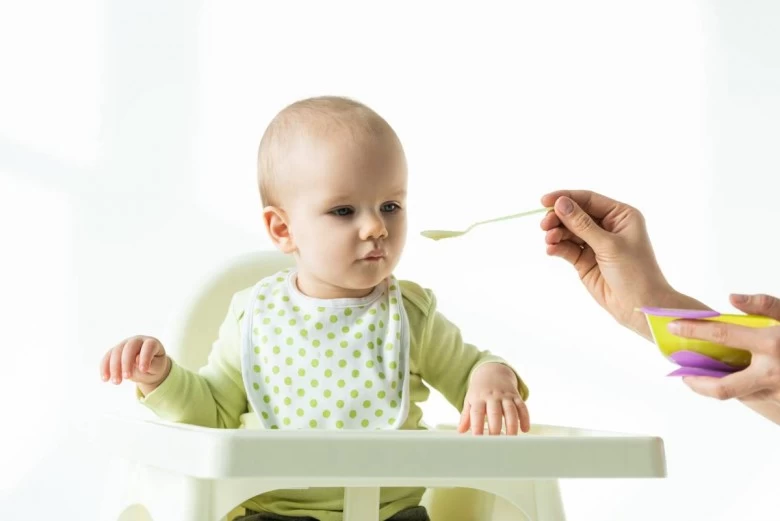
<box><xmin>257</xmin><ymin>96</ymin><xmax>399</xmax><ymax>207</ymax></box>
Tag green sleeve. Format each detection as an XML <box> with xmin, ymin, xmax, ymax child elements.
<box><xmin>402</xmin><ymin>281</ymin><xmax>529</xmax><ymax>411</ymax></box>
<box><xmin>137</xmin><ymin>290</ymin><xmax>250</xmax><ymax>428</ymax></box>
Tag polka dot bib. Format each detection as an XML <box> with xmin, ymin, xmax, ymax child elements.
<box><xmin>241</xmin><ymin>269</ymin><xmax>410</xmax><ymax>430</ymax></box>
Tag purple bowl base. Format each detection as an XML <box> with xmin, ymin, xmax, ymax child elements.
<box><xmin>667</xmin><ymin>367</ymin><xmax>733</xmax><ymax>378</ymax></box>
<box><xmin>666</xmin><ymin>350</ymin><xmax>743</xmax><ymax>379</ymax></box>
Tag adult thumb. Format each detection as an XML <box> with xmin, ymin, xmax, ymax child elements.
<box><xmin>729</xmin><ymin>293</ymin><xmax>780</xmax><ymax>321</ymax></box>
<box><xmin>554</xmin><ymin>196</ymin><xmax>609</xmax><ymax>246</ymax></box>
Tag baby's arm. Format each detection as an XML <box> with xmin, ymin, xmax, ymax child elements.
<box><xmin>408</xmin><ymin>287</ymin><xmax>529</xmax><ymax>434</ymax></box>
<box><xmin>100</xmin><ymin>293</ymin><xmax>248</xmax><ymax>429</ymax></box>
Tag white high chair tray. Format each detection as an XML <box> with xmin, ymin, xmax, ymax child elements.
<box><xmin>101</xmin><ymin>415</ymin><xmax>666</xmax><ymax>484</ymax></box>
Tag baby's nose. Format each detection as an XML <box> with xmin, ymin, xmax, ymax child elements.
<box><xmin>360</xmin><ymin>215</ymin><xmax>388</xmax><ymax>240</ymax></box>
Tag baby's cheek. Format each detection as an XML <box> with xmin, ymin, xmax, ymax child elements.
<box><xmin>319</xmin><ymin>235</ymin><xmax>346</xmax><ymax>256</ymax></box>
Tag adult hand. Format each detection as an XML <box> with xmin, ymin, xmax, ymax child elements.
<box><xmin>541</xmin><ymin>190</ymin><xmax>780</xmax><ymax>425</ymax></box>
<box><xmin>669</xmin><ymin>293</ymin><xmax>780</xmax><ymax>412</ymax></box>
<box><xmin>540</xmin><ymin>190</ymin><xmax>701</xmax><ymax>338</ymax></box>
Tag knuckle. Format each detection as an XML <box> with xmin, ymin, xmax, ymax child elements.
<box><xmin>627</xmin><ymin>205</ymin><xmax>644</xmax><ymax>222</ymax></box>
<box><xmin>471</xmin><ymin>399</ymin><xmax>486</xmax><ymax>409</ymax></box>
<box><xmin>675</xmin><ymin>321</ymin><xmax>697</xmax><ymax>338</ymax></box>
<box><xmin>614</xmin><ymin>203</ymin><xmax>645</xmax><ymax>228</ymax></box>
<box><xmin>708</xmin><ymin>322</ymin><xmax>730</xmax><ymax>344</ymax></box>
<box><xmin>571</xmin><ymin>211</ymin><xmax>592</xmax><ymax>232</ymax></box>
<box><xmin>754</xmin><ymin>294</ymin><xmax>776</xmax><ymax>312</ymax></box>
<box><xmin>712</xmin><ymin>384</ymin><xmax>734</xmax><ymax>401</ymax></box>
<box><xmin>145</xmin><ymin>337</ymin><xmax>162</xmax><ymax>349</ymax></box>
<box><xmin>764</xmin><ymin>365</ymin><xmax>780</xmax><ymax>388</ymax></box>
<box><xmin>764</xmin><ymin>335</ymin><xmax>780</xmax><ymax>357</ymax></box>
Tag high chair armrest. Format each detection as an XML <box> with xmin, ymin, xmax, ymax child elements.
<box><xmin>99</xmin><ymin>415</ymin><xmax>665</xmax><ymax>483</ymax></box>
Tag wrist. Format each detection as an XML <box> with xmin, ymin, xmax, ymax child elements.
<box><xmin>471</xmin><ymin>362</ymin><xmax>517</xmax><ymax>387</ymax></box>
<box><xmin>656</xmin><ymin>287</ymin><xmax>711</xmax><ymax>312</ymax></box>
<box><xmin>626</xmin><ymin>286</ymin><xmax>711</xmax><ymax>341</ymax></box>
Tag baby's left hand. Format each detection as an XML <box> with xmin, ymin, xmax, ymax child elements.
<box><xmin>458</xmin><ymin>363</ymin><xmax>530</xmax><ymax>435</ymax></box>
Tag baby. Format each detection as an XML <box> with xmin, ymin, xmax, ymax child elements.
<box><xmin>100</xmin><ymin>96</ymin><xmax>530</xmax><ymax>521</ymax></box>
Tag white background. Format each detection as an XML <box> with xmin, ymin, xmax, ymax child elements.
<box><xmin>1</xmin><ymin>1</ymin><xmax>779</xmax><ymax>519</ymax></box>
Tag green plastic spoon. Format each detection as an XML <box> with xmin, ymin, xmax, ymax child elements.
<box><xmin>420</xmin><ymin>207</ymin><xmax>551</xmax><ymax>241</ymax></box>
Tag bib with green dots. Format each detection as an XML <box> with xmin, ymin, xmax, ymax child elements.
<box><xmin>241</xmin><ymin>269</ymin><xmax>410</xmax><ymax>430</ymax></box>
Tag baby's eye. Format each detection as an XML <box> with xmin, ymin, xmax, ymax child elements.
<box><xmin>330</xmin><ymin>207</ymin><xmax>354</xmax><ymax>217</ymax></box>
<box><xmin>381</xmin><ymin>203</ymin><xmax>401</xmax><ymax>213</ymax></box>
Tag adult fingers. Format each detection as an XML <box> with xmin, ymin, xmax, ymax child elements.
<box><xmin>668</xmin><ymin>320</ymin><xmax>778</xmax><ymax>355</ymax></box>
<box><xmin>730</xmin><ymin>294</ymin><xmax>780</xmax><ymax>322</ymax></box>
<box><xmin>682</xmin><ymin>368</ymin><xmax>765</xmax><ymax>401</ymax></box>
<box><xmin>541</xmin><ymin>190</ymin><xmax>622</xmax><ymax>221</ymax></box>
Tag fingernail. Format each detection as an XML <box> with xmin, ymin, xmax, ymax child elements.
<box><xmin>732</xmin><ymin>294</ymin><xmax>747</xmax><ymax>303</ymax></box>
<box><xmin>557</xmin><ymin>197</ymin><xmax>573</xmax><ymax>215</ymax></box>
<box><xmin>667</xmin><ymin>322</ymin><xmax>681</xmax><ymax>333</ymax></box>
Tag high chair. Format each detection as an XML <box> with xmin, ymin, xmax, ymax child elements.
<box><xmin>97</xmin><ymin>250</ymin><xmax>666</xmax><ymax>521</ymax></box>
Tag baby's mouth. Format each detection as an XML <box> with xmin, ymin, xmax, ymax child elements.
<box><xmin>361</xmin><ymin>249</ymin><xmax>386</xmax><ymax>261</ymax></box>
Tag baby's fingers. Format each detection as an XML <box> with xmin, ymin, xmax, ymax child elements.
<box><xmin>121</xmin><ymin>337</ymin><xmax>144</xmax><ymax>379</ymax></box>
<box><xmin>100</xmin><ymin>348</ymin><xmax>113</xmax><ymax>382</ymax></box>
<box><xmin>470</xmin><ymin>401</ymin><xmax>486</xmax><ymax>435</ymax></box>
<box><xmin>487</xmin><ymin>400</ymin><xmax>504</xmax><ymax>435</ymax></box>
<box><xmin>458</xmin><ymin>402</ymin><xmax>471</xmax><ymax>433</ymax></box>
<box><xmin>516</xmin><ymin>398</ymin><xmax>531</xmax><ymax>433</ymax></box>
<box><xmin>109</xmin><ymin>346</ymin><xmax>124</xmax><ymax>384</ymax></box>
<box><xmin>502</xmin><ymin>398</ymin><xmax>519</xmax><ymax>435</ymax></box>
<box><xmin>138</xmin><ymin>338</ymin><xmax>161</xmax><ymax>373</ymax></box>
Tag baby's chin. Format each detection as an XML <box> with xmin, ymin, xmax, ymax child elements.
<box><xmin>341</xmin><ymin>265</ymin><xmax>394</xmax><ymax>292</ymax></box>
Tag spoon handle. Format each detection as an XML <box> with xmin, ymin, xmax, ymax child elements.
<box><xmin>472</xmin><ymin>207</ymin><xmax>551</xmax><ymax>229</ymax></box>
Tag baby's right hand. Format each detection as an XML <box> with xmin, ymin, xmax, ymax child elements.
<box><xmin>100</xmin><ymin>336</ymin><xmax>170</xmax><ymax>393</ymax></box>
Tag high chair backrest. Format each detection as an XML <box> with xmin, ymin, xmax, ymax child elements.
<box><xmin>164</xmin><ymin>250</ymin><xmax>294</xmax><ymax>372</ymax></box>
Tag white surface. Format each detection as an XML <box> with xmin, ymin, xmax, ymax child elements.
<box><xmin>98</xmin><ymin>415</ymin><xmax>660</xmax><ymax>521</ymax></box>
<box><xmin>2</xmin><ymin>1</ymin><xmax>779</xmax><ymax>520</ymax></box>
<box><xmin>99</xmin><ymin>416</ymin><xmax>666</xmax><ymax>481</ymax></box>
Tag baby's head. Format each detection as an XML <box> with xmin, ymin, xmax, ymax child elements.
<box><xmin>258</xmin><ymin>96</ymin><xmax>408</xmax><ymax>299</ymax></box>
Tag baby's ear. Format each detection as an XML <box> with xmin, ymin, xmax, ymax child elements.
<box><xmin>263</xmin><ymin>206</ymin><xmax>296</xmax><ymax>254</ymax></box>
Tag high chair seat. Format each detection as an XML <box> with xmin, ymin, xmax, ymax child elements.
<box><xmin>97</xmin><ymin>250</ymin><xmax>666</xmax><ymax>521</ymax></box>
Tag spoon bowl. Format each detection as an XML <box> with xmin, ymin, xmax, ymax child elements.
<box><xmin>420</xmin><ymin>230</ymin><xmax>467</xmax><ymax>240</ymax></box>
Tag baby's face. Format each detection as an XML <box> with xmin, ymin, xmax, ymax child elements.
<box><xmin>281</xmin><ymin>132</ymin><xmax>408</xmax><ymax>298</ymax></box>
